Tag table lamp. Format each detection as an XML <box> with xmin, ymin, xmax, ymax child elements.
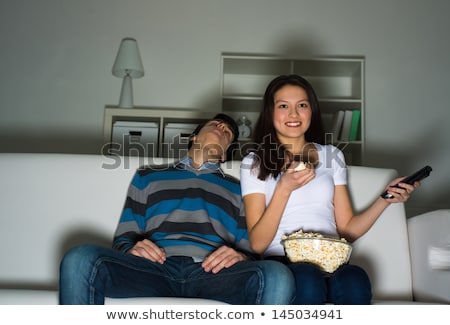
<box><xmin>112</xmin><ymin>37</ymin><xmax>144</xmax><ymax>108</ymax></box>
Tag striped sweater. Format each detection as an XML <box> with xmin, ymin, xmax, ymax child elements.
<box><xmin>113</xmin><ymin>160</ymin><xmax>253</xmax><ymax>259</ymax></box>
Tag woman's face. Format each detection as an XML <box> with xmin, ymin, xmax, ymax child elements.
<box><xmin>272</xmin><ymin>84</ymin><xmax>312</xmax><ymax>144</ymax></box>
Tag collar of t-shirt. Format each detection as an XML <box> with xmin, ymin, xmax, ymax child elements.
<box><xmin>176</xmin><ymin>156</ymin><xmax>225</xmax><ymax>177</ymax></box>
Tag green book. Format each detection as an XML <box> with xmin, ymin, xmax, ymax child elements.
<box><xmin>349</xmin><ymin>110</ymin><xmax>361</xmax><ymax>141</ymax></box>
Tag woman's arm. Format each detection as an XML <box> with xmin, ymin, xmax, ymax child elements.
<box><xmin>244</xmin><ymin>167</ymin><xmax>315</xmax><ymax>253</ymax></box>
<box><xmin>334</xmin><ymin>178</ymin><xmax>419</xmax><ymax>242</ymax></box>
<box><xmin>244</xmin><ymin>191</ymin><xmax>288</xmax><ymax>254</ymax></box>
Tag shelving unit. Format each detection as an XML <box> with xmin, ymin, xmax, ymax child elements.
<box><xmin>103</xmin><ymin>106</ymin><xmax>215</xmax><ymax>158</ymax></box>
<box><xmin>220</xmin><ymin>53</ymin><xmax>365</xmax><ymax>165</ymax></box>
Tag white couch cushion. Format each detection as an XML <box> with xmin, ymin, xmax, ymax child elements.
<box><xmin>0</xmin><ymin>153</ymin><xmax>144</xmax><ymax>287</ymax></box>
<box><xmin>408</xmin><ymin>209</ymin><xmax>450</xmax><ymax>303</ymax></box>
<box><xmin>0</xmin><ymin>289</ymin><xmax>226</xmax><ymax>305</ymax></box>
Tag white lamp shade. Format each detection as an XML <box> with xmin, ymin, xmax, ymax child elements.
<box><xmin>112</xmin><ymin>37</ymin><xmax>144</xmax><ymax>78</ymax></box>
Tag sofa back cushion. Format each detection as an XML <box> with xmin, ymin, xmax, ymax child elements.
<box><xmin>0</xmin><ymin>154</ymin><xmax>142</xmax><ymax>289</ymax></box>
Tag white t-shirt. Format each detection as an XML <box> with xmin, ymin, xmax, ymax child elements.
<box><xmin>240</xmin><ymin>143</ymin><xmax>347</xmax><ymax>257</ymax></box>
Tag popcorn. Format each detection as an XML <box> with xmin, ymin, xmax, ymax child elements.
<box><xmin>294</xmin><ymin>161</ymin><xmax>307</xmax><ymax>172</ymax></box>
<box><xmin>281</xmin><ymin>229</ymin><xmax>352</xmax><ymax>273</ymax></box>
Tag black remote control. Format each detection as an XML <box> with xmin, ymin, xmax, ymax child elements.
<box><xmin>381</xmin><ymin>165</ymin><xmax>432</xmax><ymax>199</ymax></box>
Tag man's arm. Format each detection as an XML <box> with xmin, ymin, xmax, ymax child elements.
<box><xmin>112</xmin><ymin>171</ymin><xmax>146</xmax><ymax>252</ymax></box>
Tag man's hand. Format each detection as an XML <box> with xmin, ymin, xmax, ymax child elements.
<box><xmin>201</xmin><ymin>246</ymin><xmax>247</xmax><ymax>274</ymax></box>
<box><xmin>128</xmin><ymin>239</ymin><xmax>166</xmax><ymax>264</ymax></box>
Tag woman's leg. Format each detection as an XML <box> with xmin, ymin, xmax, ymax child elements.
<box><xmin>288</xmin><ymin>263</ymin><xmax>327</xmax><ymax>304</ymax></box>
<box><xmin>327</xmin><ymin>264</ymin><xmax>372</xmax><ymax>304</ymax></box>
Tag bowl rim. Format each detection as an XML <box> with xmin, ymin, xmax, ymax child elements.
<box><xmin>280</xmin><ymin>237</ymin><xmax>353</xmax><ymax>247</ymax></box>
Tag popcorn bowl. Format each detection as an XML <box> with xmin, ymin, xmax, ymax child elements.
<box><xmin>281</xmin><ymin>235</ymin><xmax>352</xmax><ymax>273</ymax></box>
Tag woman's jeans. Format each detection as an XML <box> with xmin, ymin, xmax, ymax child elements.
<box><xmin>268</xmin><ymin>257</ymin><xmax>372</xmax><ymax>304</ymax></box>
<box><xmin>59</xmin><ymin>244</ymin><xmax>295</xmax><ymax>305</ymax></box>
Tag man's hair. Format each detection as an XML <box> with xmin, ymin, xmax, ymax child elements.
<box><xmin>188</xmin><ymin>113</ymin><xmax>240</xmax><ymax>161</ymax></box>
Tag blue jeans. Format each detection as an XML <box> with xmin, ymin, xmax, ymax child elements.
<box><xmin>288</xmin><ymin>262</ymin><xmax>372</xmax><ymax>304</ymax></box>
<box><xmin>267</xmin><ymin>257</ymin><xmax>372</xmax><ymax>304</ymax></box>
<box><xmin>59</xmin><ymin>244</ymin><xmax>295</xmax><ymax>305</ymax></box>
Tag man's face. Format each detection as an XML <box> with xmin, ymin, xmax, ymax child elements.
<box><xmin>192</xmin><ymin>119</ymin><xmax>234</xmax><ymax>160</ymax></box>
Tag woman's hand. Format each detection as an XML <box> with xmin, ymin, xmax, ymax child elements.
<box><xmin>201</xmin><ymin>246</ymin><xmax>247</xmax><ymax>274</ymax></box>
<box><xmin>383</xmin><ymin>177</ymin><xmax>420</xmax><ymax>203</ymax></box>
<box><xmin>279</xmin><ymin>162</ymin><xmax>315</xmax><ymax>193</ymax></box>
<box><xmin>128</xmin><ymin>239</ymin><xmax>166</xmax><ymax>264</ymax></box>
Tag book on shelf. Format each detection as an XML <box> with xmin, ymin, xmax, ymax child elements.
<box><xmin>349</xmin><ymin>109</ymin><xmax>361</xmax><ymax>141</ymax></box>
<box><xmin>329</xmin><ymin>109</ymin><xmax>361</xmax><ymax>142</ymax></box>
<box><xmin>339</xmin><ymin>110</ymin><xmax>353</xmax><ymax>141</ymax></box>
<box><xmin>330</xmin><ymin>110</ymin><xmax>345</xmax><ymax>142</ymax></box>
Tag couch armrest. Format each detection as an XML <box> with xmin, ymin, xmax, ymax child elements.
<box><xmin>407</xmin><ymin>209</ymin><xmax>450</xmax><ymax>303</ymax></box>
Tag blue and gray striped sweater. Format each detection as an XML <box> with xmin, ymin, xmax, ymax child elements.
<box><xmin>113</xmin><ymin>161</ymin><xmax>253</xmax><ymax>259</ymax></box>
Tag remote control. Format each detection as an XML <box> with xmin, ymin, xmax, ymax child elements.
<box><xmin>381</xmin><ymin>165</ymin><xmax>432</xmax><ymax>199</ymax></box>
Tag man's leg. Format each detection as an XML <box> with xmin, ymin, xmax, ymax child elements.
<box><xmin>183</xmin><ymin>259</ymin><xmax>295</xmax><ymax>304</ymax></box>
<box><xmin>59</xmin><ymin>244</ymin><xmax>175</xmax><ymax>304</ymax></box>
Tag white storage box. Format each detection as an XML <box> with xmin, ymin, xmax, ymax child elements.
<box><xmin>162</xmin><ymin>122</ymin><xmax>200</xmax><ymax>158</ymax></box>
<box><xmin>112</xmin><ymin>121</ymin><xmax>159</xmax><ymax>157</ymax></box>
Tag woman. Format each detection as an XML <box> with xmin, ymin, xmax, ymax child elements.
<box><xmin>240</xmin><ymin>74</ymin><xmax>419</xmax><ymax>304</ymax></box>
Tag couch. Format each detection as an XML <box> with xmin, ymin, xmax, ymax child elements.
<box><xmin>0</xmin><ymin>153</ymin><xmax>448</xmax><ymax>305</ymax></box>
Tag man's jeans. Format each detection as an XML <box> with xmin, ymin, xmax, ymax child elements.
<box><xmin>59</xmin><ymin>244</ymin><xmax>295</xmax><ymax>305</ymax></box>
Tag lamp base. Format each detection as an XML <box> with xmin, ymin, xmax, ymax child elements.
<box><xmin>118</xmin><ymin>74</ymin><xmax>133</xmax><ymax>108</ymax></box>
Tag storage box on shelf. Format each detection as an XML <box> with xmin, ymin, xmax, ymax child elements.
<box><xmin>162</xmin><ymin>122</ymin><xmax>200</xmax><ymax>158</ymax></box>
<box><xmin>220</xmin><ymin>53</ymin><xmax>365</xmax><ymax>164</ymax></box>
<box><xmin>111</xmin><ymin>120</ymin><xmax>159</xmax><ymax>157</ymax></box>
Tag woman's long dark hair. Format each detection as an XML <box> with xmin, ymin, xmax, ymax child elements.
<box><xmin>251</xmin><ymin>74</ymin><xmax>325</xmax><ymax>180</ymax></box>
